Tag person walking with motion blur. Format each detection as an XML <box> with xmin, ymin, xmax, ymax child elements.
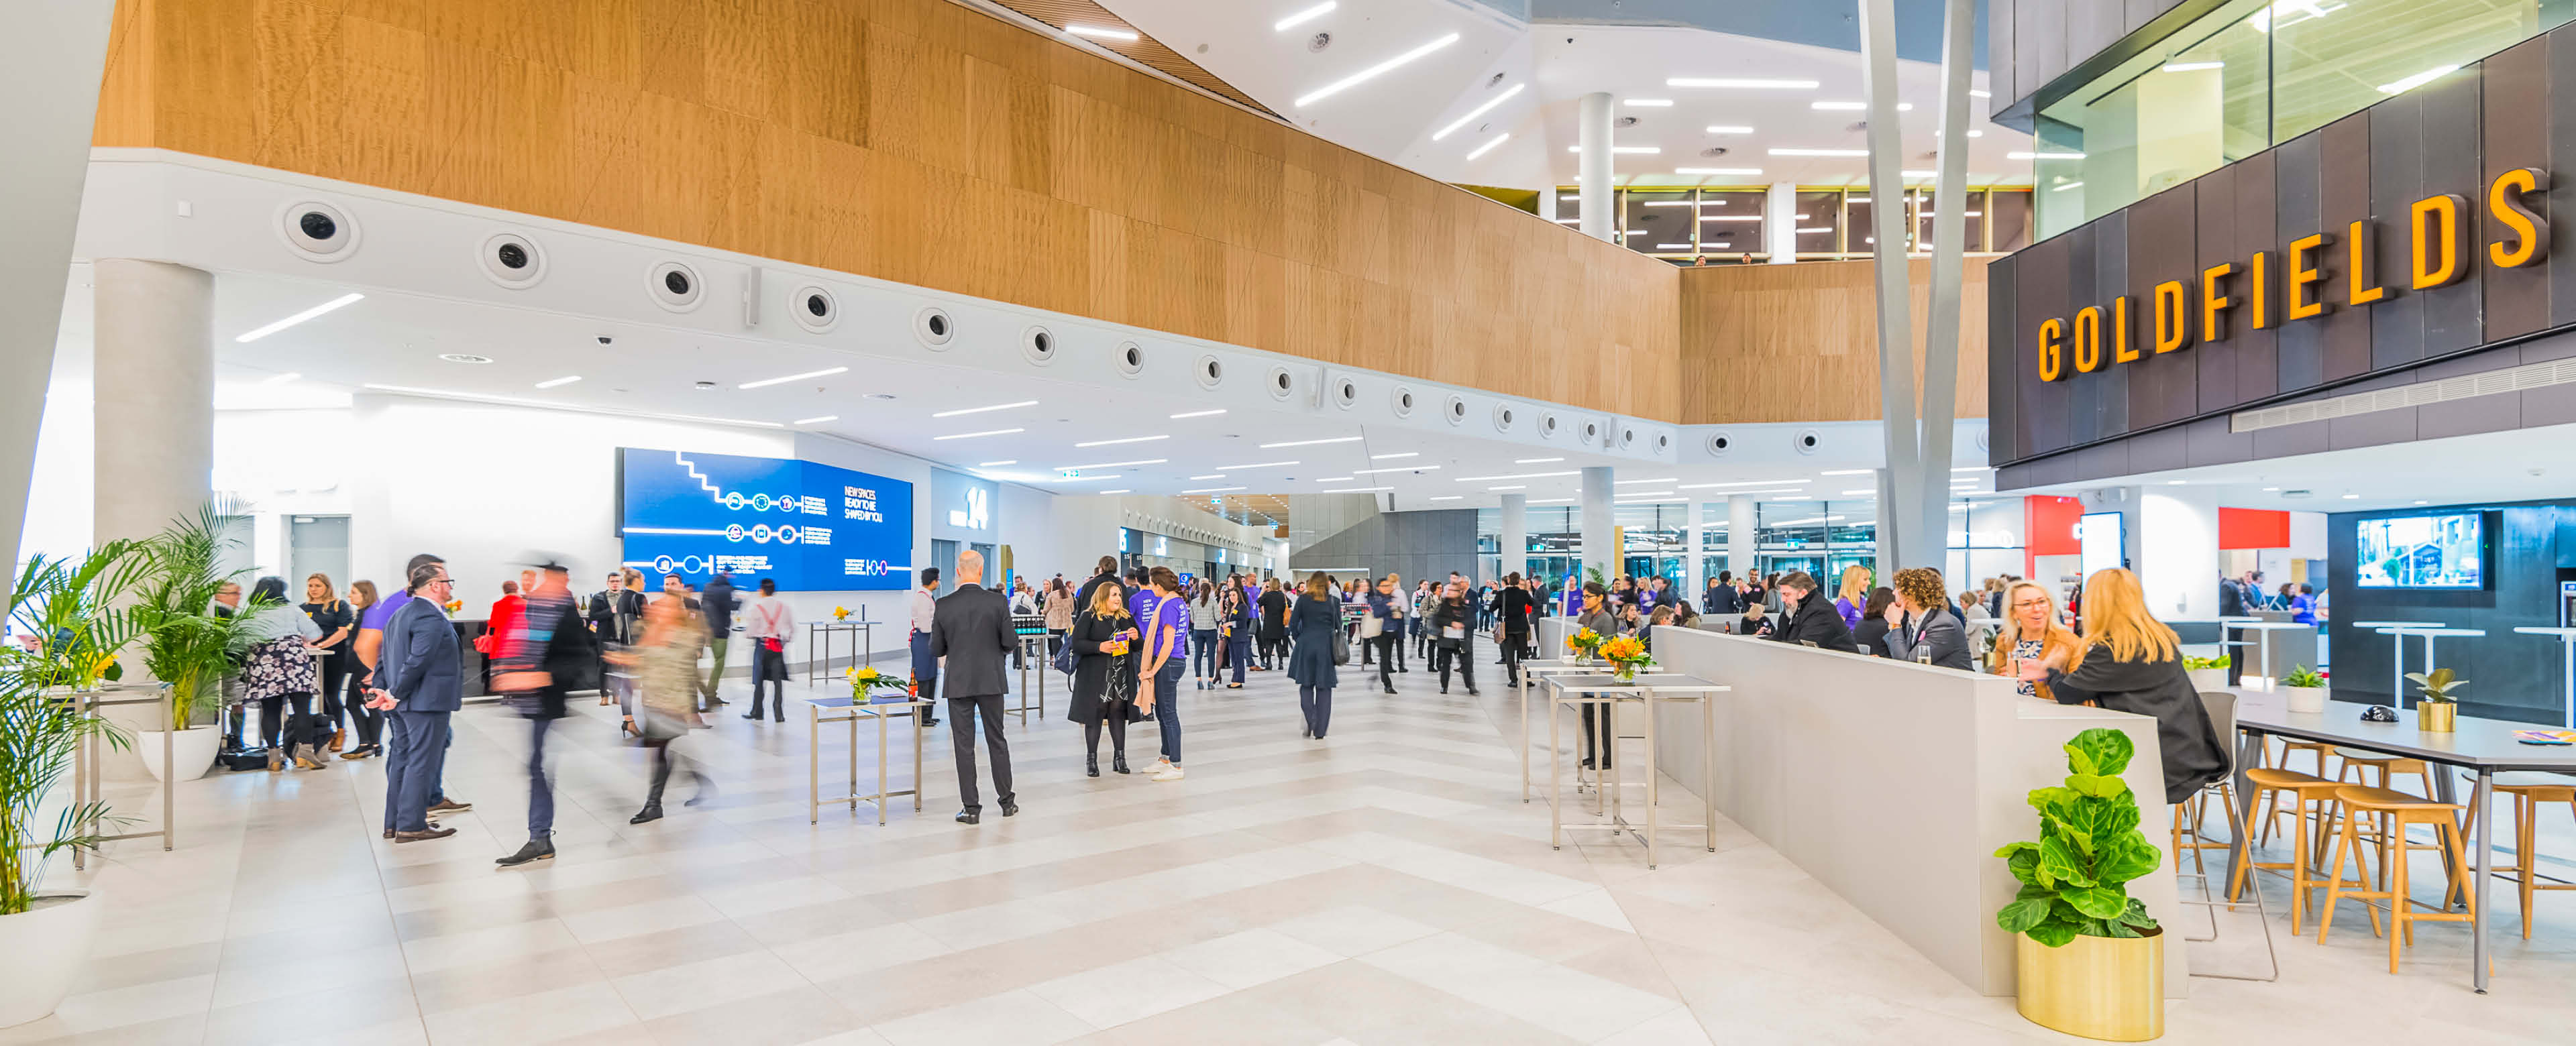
<box><xmin>1043</xmin><ymin>577</ymin><xmax>1075</xmax><ymax>666</ymax></box>
<box><xmin>1286</xmin><ymin>572</ymin><xmax>1341</xmax><ymax>739</ymax></box>
<box><xmin>619</xmin><ymin>583</ymin><xmax>712</xmax><ymax>824</ymax></box>
<box><xmin>1134</xmin><ymin>567</ymin><xmax>1191</xmax><ymax>780</ymax></box>
<box><xmin>741</xmin><ymin>577</ymin><xmax>795</xmax><ymax>721</ymax></box>
<box><xmin>1364</xmin><ymin>575</ymin><xmax>1403</xmax><ymax>695</ymax></box>
<box><xmin>697</xmin><ymin>570</ymin><xmax>740</xmax><ymax>711</ymax></box>
<box><xmin>1067</xmin><ymin>581</ymin><xmax>1141</xmax><ymax>776</ymax></box>
<box><xmin>493</xmin><ymin>560</ymin><xmax>592</xmax><ymax>868</ymax></box>
<box><xmin>1428</xmin><ymin>579</ymin><xmax>1480</xmax><ymax>695</ymax></box>
<box><xmin>1495</xmin><ymin>572</ymin><xmax>1534</xmax><ymax>687</ymax></box>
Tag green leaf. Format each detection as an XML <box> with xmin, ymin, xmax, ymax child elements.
<box><xmin>2099</xmin><ymin>917</ymin><xmax>2143</xmax><ymax>938</ymax></box>
<box><xmin>1994</xmin><ymin>841</ymin><xmax>2039</xmax><ymax>862</ymax></box>
<box><xmin>2094</xmin><ymin>835</ymin><xmax>2165</xmax><ymax>887</ymax></box>
<box><xmin>1998</xmin><ymin>895</ymin><xmax>2055</xmax><ymax>933</ymax></box>
<box><xmin>2025</xmin><ymin>919</ymin><xmax>2082</xmax><ymax>947</ymax></box>
<box><xmin>2004</xmin><ymin>847</ymin><xmax>2043</xmax><ymax>888</ymax></box>
<box><xmin>2116</xmin><ymin>897</ymin><xmax>2160</xmax><ymax>930</ymax></box>
<box><xmin>2064</xmin><ymin>742</ymin><xmax>2098</xmax><ymax>777</ymax></box>
<box><xmin>2038</xmin><ymin>835</ymin><xmax>2094</xmax><ymax>888</ymax></box>
<box><xmin>2067</xmin><ymin>773</ymin><xmax>2131</xmax><ymax>799</ymax></box>
<box><xmin>2068</xmin><ymin>729</ymin><xmax>2135</xmax><ymax>777</ymax></box>
<box><xmin>2059</xmin><ymin>884</ymin><xmax>2129</xmax><ymax>919</ymax></box>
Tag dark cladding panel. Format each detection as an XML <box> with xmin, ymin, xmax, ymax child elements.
<box><xmin>2192</xmin><ymin>164</ymin><xmax>2241</xmax><ymax>415</ymax></box>
<box><xmin>1988</xmin><ymin>254</ymin><xmax>2019</xmax><ymax>463</ymax></box>
<box><xmin>2483</xmin><ymin>36</ymin><xmax>2551</xmax><ymax>341</ymax></box>
<box><xmin>2095</xmin><ymin>211</ymin><xmax>2131</xmax><ymax>439</ymax></box>
<box><xmin>2420</xmin><ymin>68</ymin><xmax>2485</xmax><ymax>356</ymax></box>
<box><xmin>2231</xmin><ymin>150</ymin><xmax>2280</xmax><ymax>404</ymax></box>
<box><xmin>2370</xmin><ymin>92</ymin><xmax>2430</xmax><ymax>368</ymax></box>
<box><xmin>2273</xmin><ymin>131</ymin><xmax>2325</xmax><ymax>393</ymax></box>
<box><xmin>2551</xmin><ymin>27</ymin><xmax>2576</xmax><ymax>327</ymax></box>
<box><xmin>2063</xmin><ymin>222</ymin><xmax>2104</xmax><ymax>445</ymax></box>
<box><xmin>1990</xmin><ymin>0</ymin><xmax>2017</xmax><ymax>119</ymax></box>
<box><xmin>2131</xmin><ymin>182</ymin><xmax>2197</xmax><ymax>428</ymax></box>
<box><xmin>2016</xmin><ymin>235</ymin><xmax>2073</xmax><ymax>456</ymax></box>
<box><xmin>2316</xmin><ymin>113</ymin><xmax>2374</xmax><ymax>382</ymax></box>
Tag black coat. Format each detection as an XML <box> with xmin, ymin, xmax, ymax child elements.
<box><xmin>1768</xmin><ymin>595</ymin><xmax>1858</xmax><ymax>652</ymax></box>
<box><xmin>1257</xmin><ymin>589</ymin><xmax>1288</xmax><ymax>640</ymax></box>
<box><xmin>502</xmin><ymin>594</ymin><xmax>596</xmax><ymax>719</ymax></box>
<box><xmin>2045</xmin><ymin>650</ymin><xmax>2231</xmax><ymax>804</ymax></box>
<box><xmin>1073</xmin><ymin>572</ymin><xmax>1122</xmax><ymax>615</ymax></box>
<box><xmin>929</xmin><ymin>583</ymin><xmax>1016</xmax><ymax>699</ymax></box>
<box><xmin>1853</xmin><ymin>617</ymin><xmax>1892</xmax><ymax>657</ymax></box>
<box><xmin>1496</xmin><ymin>587</ymin><xmax>1535</xmax><ymax>640</ymax></box>
<box><xmin>1065</xmin><ymin>611</ymin><xmax>1142</xmax><ymax>725</ymax></box>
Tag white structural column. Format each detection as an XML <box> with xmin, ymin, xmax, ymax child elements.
<box><xmin>0</xmin><ymin>0</ymin><xmax>118</xmax><ymax>575</ymax></box>
<box><xmin>1914</xmin><ymin>0</ymin><xmax>1977</xmax><ymax>578</ymax></box>
<box><xmin>93</xmin><ymin>261</ymin><xmax>216</xmax><ymax>546</ymax></box>
<box><xmin>1578</xmin><ymin>92</ymin><xmax>1615</xmax><ymax>243</ymax></box>
<box><xmin>1727</xmin><ymin>494</ymin><xmax>1757</xmax><ymax>585</ymax></box>
<box><xmin>1764</xmin><ymin>182</ymin><xmax>1799</xmax><ymax>263</ymax></box>
<box><xmin>1858</xmin><ymin>0</ymin><xmax>1924</xmax><ymax>570</ymax></box>
<box><xmin>1499</xmin><ymin>493</ymin><xmax>1528</xmax><ymax>582</ymax></box>
<box><xmin>1580</xmin><ymin>467</ymin><xmax>1614</xmax><ymax>582</ymax></box>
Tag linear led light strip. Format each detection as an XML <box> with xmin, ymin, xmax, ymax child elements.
<box><xmin>932</xmin><ymin>399</ymin><xmax>1036</xmax><ymax>418</ymax></box>
<box><xmin>235</xmin><ymin>292</ymin><xmax>365</xmax><ymax>342</ymax></box>
<box><xmin>1433</xmin><ymin>82</ymin><xmax>1525</xmax><ymax>141</ymax></box>
<box><xmin>1274</xmin><ymin>1</ymin><xmax>1335</xmax><ymax>32</ymax></box>
<box><xmin>360</xmin><ymin>384</ymin><xmax>784</xmax><ymax>428</ymax></box>
<box><xmin>1455</xmin><ymin>470</ymin><xmax>1578</xmax><ymax>482</ymax></box>
<box><xmin>1260</xmin><ymin>436</ymin><xmax>1360</xmax><ymax>448</ymax></box>
<box><xmin>1566</xmin><ymin>146</ymin><xmax>1661</xmax><ymax>154</ymax></box>
<box><xmin>1466</xmin><ymin>134</ymin><xmax>1510</xmax><ymax>161</ymax></box>
<box><xmin>739</xmin><ymin>365</ymin><xmax>849</xmax><ymax>390</ymax></box>
<box><xmin>1056</xmin><ymin>457</ymin><xmax>1167</xmax><ymax>470</ymax></box>
<box><xmin>1297</xmin><ymin>32</ymin><xmax>1459</xmax><ymax>108</ymax></box>
<box><xmin>1667</xmin><ymin>77</ymin><xmax>1818</xmax><ymax>89</ymax></box>
<box><xmin>933</xmin><ymin>428</ymin><xmax>1022</xmax><ymax>441</ymax></box>
<box><xmin>1065</xmin><ymin>24</ymin><xmax>1137</xmax><ymax>42</ymax></box>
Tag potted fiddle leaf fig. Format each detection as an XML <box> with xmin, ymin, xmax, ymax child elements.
<box><xmin>1995</xmin><ymin>728</ymin><xmax>2164</xmax><ymax>1042</ymax></box>
<box><xmin>2408</xmin><ymin>667</ymin><xmax>2465</xmax><ymax>733</ymax></box>
<box><xmin>2281</xmin><ymin>664</ymin><xmax>2328</xmax><ymax>715</ymax></box>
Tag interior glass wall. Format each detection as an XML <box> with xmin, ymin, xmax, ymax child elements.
<box><xmin>1548</xmin><ymin>185</ymin><xmax>2035</xmax><ymax>265</ymax></box>
<box><xmin>2035</xmin><ymin>0</ymin><xmax>2570</xmax><ymax>239</ymax></box>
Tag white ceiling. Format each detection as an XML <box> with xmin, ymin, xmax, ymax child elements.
<box><xmin>1096</xmin><ymin>1</ymin><xmax>2033</xmax><ymax>192</ymax></box>
<box><xmin>2011</xmin><ymin>422</ymin><xmax>2576</xmax><ymax>516</ymax></box>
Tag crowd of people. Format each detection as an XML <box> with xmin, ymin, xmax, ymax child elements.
<box><xmin>219</xmin><ymin>545</ymin><xmax>2226</xmax><ymax>868</ymax></box>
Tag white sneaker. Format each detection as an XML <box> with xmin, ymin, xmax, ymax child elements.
<box><xmin>1149</xmin><ymin>756</ymin><xmax>1173</xmax><ymax>773</ymax></box>
<box><xmin>1151</xmin><ymin>765</ymin><xmax>1186</xmax><ymax>781</ymax></box>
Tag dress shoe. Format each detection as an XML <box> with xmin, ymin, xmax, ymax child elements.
<box><xmin>428</xmin><ymin>797</ymin><xmax>472</xmax><ymax>813</ymax></box>
<box><xmin>495</xmin><ymin>837</ymin><xmax>555</xmax><ymax>868</ymax></box>
<box><xmin>629</xmin><ymin>803</ymin><xmax>663</xmax><ymax>825</ymax></box>
<box><xmin>393</xmin><ymin>826</ymin><xmax>457</xmax><ymax>843</ymax></box>
<box><xmin>1112</xmin><ymin>755</ymin><xmax>1130</xmax><ymax>774</ymax></box>
<box><xmin>741</xmin><ymin>712</ymin><xmax>761</xmax><ymax>719</ymax></box>
<box><xmin>955</xmin><ymin>809</ymin><xmax>981</xmax><ymax>825</ymax></box>
<box><xmin>380</xmin><ymin>820</ymin><xmax>436</xmax><ymax>839</ymax></box>
<box><xmin>1000</xmin><ymin>801</ymin><xmax>1019</xmax><ymax>817</ymax></box>
<box><xmin>340</xmin><ymin>746</ymin><xmax>374</xmax><ymax>760</ymax></box>
<box><xmin>1383</xmin><ymin>686</ymin><xmax>1397</xmax><ymax>695</ymax></box>
<box><xmin>1086</xmin><ymin>754</ymin><xmax>1100</xmax><ymax>778</ymax></box>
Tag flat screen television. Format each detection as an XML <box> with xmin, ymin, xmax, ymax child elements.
<box><xmin>2355</xmin><ymin>512</ymin><xmax>2486</xmax><ymax>589</ymax></box>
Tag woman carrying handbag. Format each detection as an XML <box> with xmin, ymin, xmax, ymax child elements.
<box><xmin>1286</xmin><ymin>573</ymin><xmax>1342</xmax><ymax>739</ymax></box>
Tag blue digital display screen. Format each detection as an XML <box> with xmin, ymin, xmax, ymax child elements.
<box><xmin>618</xmin><ymin>448</ymin><xmax>913</xmax><ymax>591</ymax></box>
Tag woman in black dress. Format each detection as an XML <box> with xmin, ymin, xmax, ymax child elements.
<box><xmin>301</xmin><ymin>573</ymin><xmax>356</xmax><ymax>751</ymax></box>
<box><xmin>1067</xmin><ymin>583</ymin><xmax>1142</xmax><ymax>776</ymax></box>
<box><xmin>1256</xmin><ymin>578</ymin><xmax>1289</xmax><ymax>670</ymax></box>
<box><xmin>1285</xmin><ymin>573</ymin><xmax>1342</xmax><ymax>739</ymax></box>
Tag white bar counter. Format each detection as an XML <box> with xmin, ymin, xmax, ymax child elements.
<box><xmin>1540</xmin><ymin>621</ymin><xmax>2186</xmax><ymax>998</ymax></box>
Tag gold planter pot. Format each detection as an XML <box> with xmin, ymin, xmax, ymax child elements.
<box><xmin>2015</xmin><ymin>929</ymin><xmax>2163</xmax><ymax>1041</ymax></box>
<box><xmin>2418</xmin><ymin>701</ymin><xmax>2457</xmax><ymax>732</ymax></box>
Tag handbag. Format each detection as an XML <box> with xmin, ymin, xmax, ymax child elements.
<box><xmin>1358</xmin><ymin>612</ymin><xmax>1383</xmax><ymax>639</ymax></box>
<box><xmin>1331</xmin><ymin>621</ymin><xmax>1351</xmax><ymax>665</ymax></box>
<box><xmin>1052</xmin><ymin>612</ymin><xmax>1085</xmax><ymax>675</ymax></box>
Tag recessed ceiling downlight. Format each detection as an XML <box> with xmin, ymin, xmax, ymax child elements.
<box><xmin>648</xmin><ymin>261</ymin><xmax>703</xmax><ymax>312</ymax></box>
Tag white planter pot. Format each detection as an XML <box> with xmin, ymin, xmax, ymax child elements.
<box><xmin>2186</xmin><ymin>668</ymin><xmax>2227</xmax><ymax>691</ymax></box>
<box><xmin>133</xmin><ymin>726</ymin><xmax>222</xmax><ymax>782</ymax></box>
<box><xmin>0</xmin><ymin>890</ymin><xmax>103</xmax><ymax>1028</ymax></box>
<box><xmin>2285</xmin><ymin>686</ymin><xmax>2329</xmax><ymax>715</ymax></box>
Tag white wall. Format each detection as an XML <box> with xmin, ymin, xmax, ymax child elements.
<box><xmin>2140</xmin><ymin>487</ymin><xmax>2220</xmax><ymax>622</ymax></box>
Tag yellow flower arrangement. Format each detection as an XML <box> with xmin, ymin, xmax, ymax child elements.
<box><xmin>1598</xmin><ymin>634</ymin><xmax>1655</xmax><ymax>681</ymax></box>
<box><xmin>847</xmin><ymin>664</ymin><xmax>909</xmax><ymax>700</ymax></box>
<box><xmin>833</xmin><ymin>605</ymin><xmax>851</xmax><ymax>621</ymax></box>
<box><xmin>443</xmin><ymin>599</ymin><xmax>464</xmax><ymax>614</ymax></box>
<box><xmin>1566</xmin><ymin>627</ymin><xmax>1605</xmax><ymax>660</ymax></box>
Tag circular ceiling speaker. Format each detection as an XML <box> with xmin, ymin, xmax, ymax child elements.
<box><xmin>479</xmin><ymin>232</ymin><xmax>543</xmax><ymax>288</ymax></box>
<box><xmin>278</xmin><ymin>200</ymin><xmax>360</xmax><ymax>262</ymax></box>
<box><xmin>792</xmin><ymin>286</ymin><xmax>838</xmax><ymax>333</ymax></box>
<box><xmin>1115</xmin><ymin>341</ymin><xmax>1144</xmax><ymax>377</ymax></box>
<box><xmin>914</xmin><ymin>306</ymin><xmax>953</xmax><ymax>347</ymax></box>
<box><xmin>1195</xmin><ymin>355</ymin><xmax>1224</xmax><ymax>389</ymax></box>
<box><xmin>648</xmin><ymin>261</ymin><xmax>703</xmax><ymax>312</ymax></box>
<box><xmin>1021</xmin><ymin>325</ymin><xmax>1056</xmax><ymax>364</ymax></box>
<box><xmin>1391</xmin><ymin>387</ymin><xmax>1417</xmax><ymax>418</ymax></box>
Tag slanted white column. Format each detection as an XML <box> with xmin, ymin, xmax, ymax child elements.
<box><xmin>1727</xmin><ymin>494</ymin><xmax>1757</xmax><ymax>586</ymax></box>
<box><xmin>1860</xmin><ymin>0</ymin><xmax>1924</xmax><ymax>570</ymax></box>
<box><xmin>1578</xmin><ymin>92</ymin><xmax>1615</xmax><ymax>243</ymax></box>
<box><xmin>1580</xmin><ymin>467</ymin><xmax>1614</xmax><ymax>582</ymax></box>
<box><xmin>0</xmin><ymin>0</ymin><xmax>117</xmax><ymax>574</ymax></box>
<box><xmin>1764</xmin><ymin>182</ymin><xmax>1799</xmax><ymax>263</ymax></box>
<box><xmin>1500</xmin><ymin>493</ymin><xmax>1527</xmax><ymax>582</ymax></box>
<box><xmin>93</xmin><ymin>260</ymin><xmax>215</xmax><ymax>546</ymax></box>
<box><xmin>1915</xmin><ymin>0</ymin><xmax>1978</xmax><ymax>580</ymax></box>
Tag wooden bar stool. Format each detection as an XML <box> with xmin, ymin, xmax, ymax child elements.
<box><xmin>2338</xmin><ymin>754</ymin><xmax>2434</xmax><ymax>797</ymax></box>
<box><xmin>2256</xmin><ymin>742</ymin><xmax>2339</xmax><ymax>846</ymax></box>
<box><xmin>2461</xmin><ymin>771</ymin><xmax>2576</xmax><ymax>940</ymax></box>
<box><xmin>2231</xmin><ymin>768</ymin><xmax>2348</xmax><ymax>935</ymax></box>
<box><xmin>2316</xmin><ymin>784</ymin><xmax>2474</xmax><ymax>974</ymax></box>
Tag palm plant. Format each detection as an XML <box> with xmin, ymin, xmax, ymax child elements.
<box><xmin>131</xmin><ymin>502</ymin><xmax>254</xmax><ymax>732</ymax></box>
<box><xmin>1</xmin><ymin>549</ymin><xmax>141</xmax><ymax>915</ymax></box>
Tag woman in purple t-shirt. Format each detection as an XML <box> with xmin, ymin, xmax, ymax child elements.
<box><xmin>1133</xmin><ymin>567</ymin><xmax>1190</xmax><ymax>781</ymax></box>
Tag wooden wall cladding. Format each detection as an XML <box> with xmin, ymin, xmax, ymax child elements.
<box><xmin>1676</xmin><ymin>258</ymin><xmax>1992</xmax><ymax>424</ymax></box>
<box><xmin>90</xmin><ymin>0</ymin><xmax>1680</xmax><ymax>419</ymax></box>
<box><xmin>1992</xmin><ymin>27</ymin><xmax>2576</xmax><ymax>467</ymax></box>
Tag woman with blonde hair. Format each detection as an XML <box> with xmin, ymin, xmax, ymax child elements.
<box><xmin>1990</xmin><ymin>580</ymin><xmax>2080</xmax><ymax>701</ymax></box>
<box><xmin>2018</xmin><ymin>568</ymin><xmax>2229</xmax><ymax>804</ymax></box>
<box><xmin>614</xmin><ymin>588</ymin><xmax>711</xmax><ymax>823</ymax></box>
<box><xmin>1831</xmin><ymin>565</ymin><xmax>1872</xmax><ymax>630</ymax></box>
<box><xmin>1067</xmin><ymin>579</ymin><xmax>1142</xmax><ymax>775</ymax></box>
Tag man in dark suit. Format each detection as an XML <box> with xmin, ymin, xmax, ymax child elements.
<box><xmin>930</xmin><ymin>548</ymin><xmax>1019</xmax><ymax>824</ymax></box>
<box><xmin>373</xmin><ymin>561</ymin><xmax>464</xmax><ymax>842</ymax></box>
<box><xmin>2218</xmin><ymin>573</ymin><xmax>2247</xmax><ymax>686</ymax></box>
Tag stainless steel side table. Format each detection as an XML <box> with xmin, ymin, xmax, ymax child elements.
<box><xmin>807</xmin><ymin>694</ymin><xmax>928</xmax><ymax>824</ymax></box>
<box><xmin>1546</xmin><ymin>673</ymin><xmax>1727</xmax><ymax>869</ymax></box>
<box><xmin>1513</xmin><ymin>658</ymin><xmax>1597</xmax><ymax>803</ymax></box>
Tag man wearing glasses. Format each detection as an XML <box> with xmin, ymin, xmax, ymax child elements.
<box><xmin>372</xmin><ymin>560</ymin><xmax>465</xmax><ymax>842</ymax></box>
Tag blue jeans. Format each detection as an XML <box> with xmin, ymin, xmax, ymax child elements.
<box><xmin>1191</xmin><ymin>629</ymin><xmax>1218</xmax><ymax>679</ymax></box>
<box><xmin>1151</xmin><ymin>659</ymin><xmax>1184</xmax><ymax>763</ymax></box>
<box><xmin>526</xmin><ymin>715</ymin><xmax>555</xmax><ymax>839</ymax></box>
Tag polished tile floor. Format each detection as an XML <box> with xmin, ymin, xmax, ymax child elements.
<box><xmin>19</xmin><ymin>652</ymin><xmax>2576</xmax><ymax>1045</ymax></box>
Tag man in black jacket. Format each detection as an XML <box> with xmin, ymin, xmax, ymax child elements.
<box><xmin>494</xmin><ymin>561</ymin><xmax>594</xmax><ymax>868</ymax></box>
<box><xmin>932</xmin><ymin>549</ymin><xmax>1020</xmax><ymax>824</ymax></box>
<box><xmin>2217</xmin><ymin>573</ymin><xmax>2247</xmax><ymax>686</ymax></box>
<box><xmin>1764</xmin><ymin>571</ymin><xmax>1858</xmax><ymax>652</ymax></box>
<box><xmin>1073</xmin><ymin>555</ymin><xmax>1120</xmax><ymax>610</ymax></box>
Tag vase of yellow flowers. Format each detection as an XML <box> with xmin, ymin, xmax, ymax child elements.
<box><xmin>1599</xmin><ymin>634</ymin><xmax>1655</xmax><ymax>683</ymax></box>
<box><xmin>1566</xmin><ymin>628</ymin><xmax>1605</xmax><ymax>665</ymax></box>
<box><xmin>832</xmin><ymin>605</ymin><xmax>851</xmax><ymax>621</ymax></box>
<box><xmin>847</xmin><ymin>665</ymin><xmax>911</xmax><ymax>703</ymax></box>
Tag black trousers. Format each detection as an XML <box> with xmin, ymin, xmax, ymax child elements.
<box><xmin>1582</xmin><ymin>703</ymin><xmax>1615</xmax><ymax>768</ymax></box>
<box><xmin>1501</xmin><ymin>630</ymin><xmax>1527</xmax><ymax>685</ymax></box>
<box><xmin>1435</xmin><ymin>637</ymin><xmax>1477</xmax><ymax>693</ymax></box>
<box><xmin>315</xmin><ymin>654</ymin><xmax>348</xmax><ymax>737</ymax></box>
<box><xmin>1373</xmin><ymin>634</ymin><xmax>1400</xmax><ymax>689</ymax></box>
<box><xmin>948</xmin><ymin>694</ymin><xmax>1014</xmax><ymax>811</ymax></box>
<box><xmin>345</xmin><ymin>666</ymin><xmax>384</xmax><ymax>748</ymax></box>
<box><xmin>258</xmin><ymin>692</ymin><xmax>323</xmax><ymax>755</ymax></box>
<box><xmin>749</xmin><ymin>646</ymin><xmax>790</xmax><ymax>719</ymax></box>
<box><xmin>2224</xmin><ymin>628</ymin><xmax>2246</xmax><ymax>685</ymax></box>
